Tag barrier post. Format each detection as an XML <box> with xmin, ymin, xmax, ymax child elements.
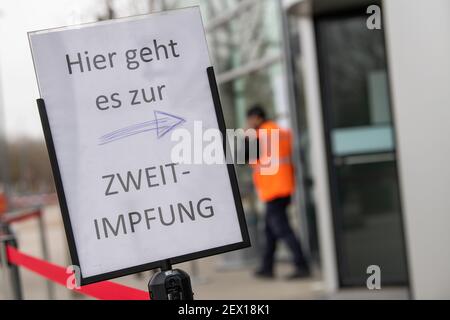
<box><xmin>0</xmin><ymin>235</ymin><xmax>12</xmax><ymax>299</ymax></box>
<box><xmin>36</xmin><ymin>209</ymin><xmax>55</xmax><ymax>300</ymax></box>
<box><xmin>0</xmin><ymin>225</ymin><xmax>23</xmax><ymax>300</ymax></box>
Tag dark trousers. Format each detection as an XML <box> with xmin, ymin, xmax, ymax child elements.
<box><xmin>261</xmin><ymin>196</ymin><xmax>308</xmax><ymax>273</ymax></box>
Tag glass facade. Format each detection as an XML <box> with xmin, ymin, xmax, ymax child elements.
<box><xmin>200</xmin><ymin>0</ymin><xmax>283</xmax><ymax>128</ymax></box>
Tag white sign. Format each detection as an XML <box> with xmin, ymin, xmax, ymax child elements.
<box><xmin>29</xmin><ymin>7</ymin><xmax>248</xmax><ymax>285</ymax></box>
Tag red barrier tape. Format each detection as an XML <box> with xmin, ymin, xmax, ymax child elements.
<box><xmin>1</xmin><ymin>210</ymin><xmax>41</xmax><ymax>224</ymax></box>
<box><xmin>6</xmin><ymin>245</ymin><xmax>149</xmax><ymax>300</ymax></box>
<box><xmin>10</xmin><ymin>193</ymin><xmax>58</xmax><ymax>209</ymax></box>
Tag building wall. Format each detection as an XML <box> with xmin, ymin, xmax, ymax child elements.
<box><xmin>384</xmin><ymin>0</ymin><xmax>450</xmax><ymax>299</ymax></box>
<box><xmin>296</xmin><ymin>16</ymin><xmax>338</xmax><ymax>293</ymax></box>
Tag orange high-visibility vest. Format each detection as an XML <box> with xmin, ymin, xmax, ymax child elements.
<box><xmin>251</xmin><ymin>121</ymin><xmax>295</xmax><ymax>202</ymax></box>
<box><xmin>0</xmin><ymin>192</ymin><xmax>7</xmax><ymax>216</ymax></box>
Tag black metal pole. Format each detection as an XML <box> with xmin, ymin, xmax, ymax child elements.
<box><xmin>37</xmin><ymin>209</ymin><xmax>55</xmax><ymax>299</ymax></box>
<box><xmin>0</xmin><ymin>223</ymin><xmax>23</xmax><ymax>300</ymax></box>
<box><xmin>160</xmin><ymin>259</ymin><xmax>172</xmax><ymax>271</ymax></box>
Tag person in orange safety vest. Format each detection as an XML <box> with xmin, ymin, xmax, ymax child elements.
<box><xmin>245</xmin><ymin>105</ymin><xmax>309</xmax><ymax>279</ymax></box>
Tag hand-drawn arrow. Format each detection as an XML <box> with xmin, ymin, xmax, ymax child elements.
<box><xmin>99</xmin><ymin>111</ymin><xmax>186</xmax><ymax>146</ymax></box>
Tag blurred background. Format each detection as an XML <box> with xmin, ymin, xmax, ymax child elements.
<box><xmin>1</xmin><ymin>0</ymin><xmax>449</xmax><ymax>300</ymax></box>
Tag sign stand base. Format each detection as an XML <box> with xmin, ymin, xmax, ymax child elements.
<box><xmin>148</xmin><ymin>259</ymin><xmax>194</xmax><ymax>300</ymax></box>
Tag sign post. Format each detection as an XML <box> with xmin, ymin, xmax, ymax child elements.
<box><xmin>148</xmin><ymin>259</ymin><xmax>194</xmax><ymax>300</ymax></box>
<box><xmin>29</xmin><ymin>7</ymin><xmax>250</xmax><ymax>292</ymax></box>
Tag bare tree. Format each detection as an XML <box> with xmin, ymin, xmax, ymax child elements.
<box><xmin>7</xmin><ymin>138</ymin><xmax>55</xmax><ymax>194</ymax></box>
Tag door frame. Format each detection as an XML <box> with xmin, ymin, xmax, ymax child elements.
<box><xmin>313</xmin><ymin>4</ymin><xmax>410</xmax><ymax>288</ymax></box>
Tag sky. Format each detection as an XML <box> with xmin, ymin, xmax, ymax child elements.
<box><xmin>0</xmin><ymin>0</ymin><xmax>118</xmax><ymax>139</ymax></box>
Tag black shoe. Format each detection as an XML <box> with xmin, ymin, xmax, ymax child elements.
<box><xmin>254</xmin><ymin>270</ymin><xmax>274</xmax><ymax>279</ymax></box>
<box><xmin>285</xmin><ymin>268</ymin><xmax>310</xmax><ymax>280</ymax></box>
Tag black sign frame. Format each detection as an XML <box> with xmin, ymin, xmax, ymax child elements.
<box><xmin>37</xmin><ymin>66</ymin><xmax>250</xmax><ymax>286</ymax></box>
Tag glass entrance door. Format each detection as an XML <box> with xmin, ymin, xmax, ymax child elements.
<box><xmin>315</xmin><ymin>10</ymin><xmax>408</xmax><ymax>286</ymax></box>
